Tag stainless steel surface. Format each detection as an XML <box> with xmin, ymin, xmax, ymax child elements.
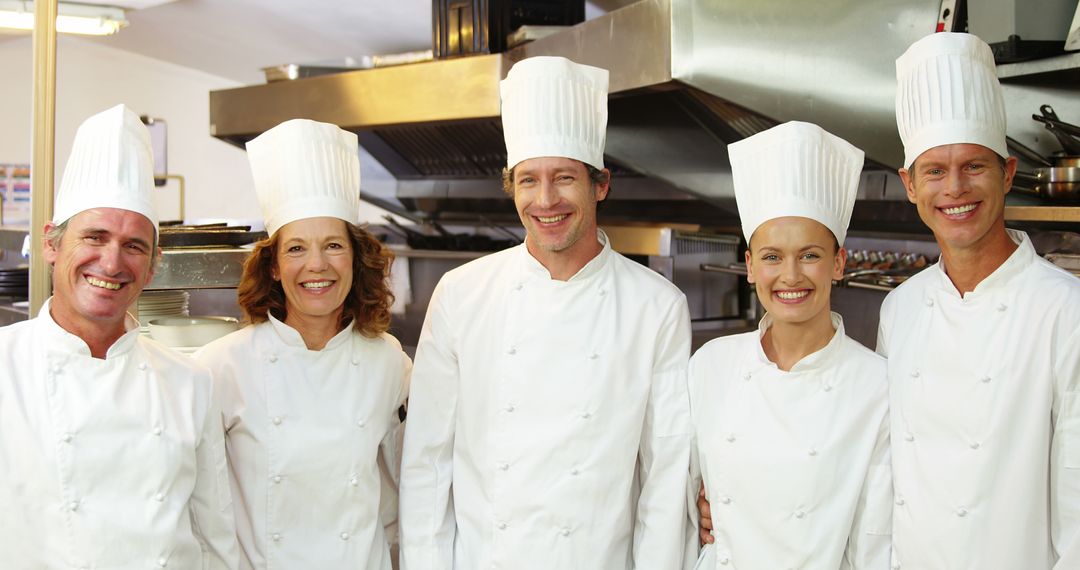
<box><xmin>147</xmin><ymin>248</ymin><xmax>252</xmax><ymax>290</ymax></box>
<box><xmin>386</xmin><ymin>244</ymin><xmax>495</xmax><ymax>260</ymax></box>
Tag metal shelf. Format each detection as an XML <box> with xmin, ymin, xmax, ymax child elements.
<box><xmin>0</xmin><ymin>226</ymin><xmax>29</xmax><ymax>253</ymax></box>
<box><xmin>997</xmin><ymin>52</ymin><xmax>1080</xmax><ymax>81</ymax></box>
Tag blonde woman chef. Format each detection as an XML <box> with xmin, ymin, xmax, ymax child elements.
<box><xmin>194</xmin><ymin>119</ymin><xmax>410</xmax><ymax>570</ymax></box>
<box><xmin>690</xmin><ymin>122</ymin><xmax>892</xmax><ymax>569</ymax></box>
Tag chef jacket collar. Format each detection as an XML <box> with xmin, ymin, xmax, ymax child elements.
<box><xmin>520</xmin><ymin>229</ymin><xmax>612</xmax><ymax>282</ymax></box>
<box><xmin>37</xmin><ymin>297</ymin><xmax>141</xmax><ymax>359</ymax></box>
<box><xmin>267</xmin><ymin>312</ymin><xmax>354</xmax><ymax>351</ymax></box>
<box><xmin>754</xmin><ymin>311</ymin><xmax>846</xmax><ymax>374</ymax></box>
<box><xmin>931</xmin><ymin>229</ymin><xmax>1033</xmax><ymax>299</ymax></box>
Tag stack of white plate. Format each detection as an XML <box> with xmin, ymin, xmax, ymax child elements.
<box><xmin>137</xmin><ymin>290</ymin><xmax>189</xmax><ymax>333</ymax></box>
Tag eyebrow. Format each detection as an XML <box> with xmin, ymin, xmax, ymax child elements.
<box><xmin>81</xmin><ymin>227</ymin><xmax>152</xmax><ymax>250</ymax></box>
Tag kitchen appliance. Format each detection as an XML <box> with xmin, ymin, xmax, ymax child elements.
<box><xmin>432</xmin><ymin>0</ymin><xmax>585</xmax><ymax>58</ymax></box>
<box><xmin>969</xmin><ymin>0</ymin><xmax>1078</xmax><ymax>62</ymax></box>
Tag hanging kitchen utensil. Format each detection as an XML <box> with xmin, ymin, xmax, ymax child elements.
<box><xmin>1006</xmin><ymin>136</ymin><xmax>1053</xmax><ymax>167</ymax></box>
<box><xmin>1037</xmin><ymin>105</ymin><xmax>1080</xmax><ymax>155</ymax></box>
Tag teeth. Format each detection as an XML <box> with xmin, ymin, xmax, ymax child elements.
<box><xmin>86</xmin><ymin>277</ymin><xmax>121</xmax><ymax>290</ymax></box>
<box><xmin>942</xmin><ymin>204</ymin><xmax>977</xmax><ymax>215</ymax></box>
<box><xmin>776</xmin><ymin>290</ymin><xmax>809</xmax><ymax>300</ymax></box>
<box><xmin>537</xmin><ymin>214</ymin><xmax>567</xmax><ymax>224</ymax></box>
<box><xmin>302</xmin><ymin>281</ymin><xmax>333</xmax><ymax>289</ymax></box>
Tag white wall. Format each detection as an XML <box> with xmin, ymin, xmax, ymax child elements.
<box><xmin>0</xmin><ymin>35</ymin><xmax>402</xmax><ymax>229</ymax></box>
<box><xmin>0</xmin><ymin>35</ymin><xmax>257</xmax><ymax>224</ymax></box>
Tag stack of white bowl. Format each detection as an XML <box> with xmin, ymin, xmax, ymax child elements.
<box><xmin>137</xmin><ymin>290</ymin><xmax>190</xmax><ymax>334</ymax></box>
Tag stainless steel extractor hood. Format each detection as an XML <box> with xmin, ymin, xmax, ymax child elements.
<box><xmin>209</xmin><ymin>0</ymin><xmax>1079</xmax><ymax>231</ymax></box>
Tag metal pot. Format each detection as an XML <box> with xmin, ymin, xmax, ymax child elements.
<box><xmin>1012</xmin><ymin>167</ymin><xmax>1080</xmax><ymax>202</ymax></box>
<box><xmin>1007</xmin><ymin>136</ymin><xmax>1080</xmax><ymax>168</ymax></box>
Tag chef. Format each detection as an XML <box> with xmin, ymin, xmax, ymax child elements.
<box><xmin>881</xmin><ymin>32</ymin><xmax>1080</xmax><ymax>569</ymax></box>
<box><xmin>0</xmin><ymin>104</ymin><xmax>238</xmax><ymax>568</ymax></box>
<box><xmin>689</xmin><ymin>121</ymin><xmax>891</xmax><ymax>570</ymax></box>
<box><xmin>193</xmin><ymin>118</ymin><xmax>411</xmax><ymax>570</ymax></box>
<box><xmin>399</xmin><ymin>56</ymin><xmax>693</xmax><ymax>570</ymax></box>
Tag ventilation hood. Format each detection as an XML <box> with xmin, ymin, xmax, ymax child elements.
<box><xmin>208</xmin><ymin>0</ymin><xmax>1014</xmax><ymax>231</ymax></box>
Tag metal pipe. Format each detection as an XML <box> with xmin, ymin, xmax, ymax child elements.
<box><xmin>29</xmin><ymin>0</ymin><xmax>57</xmax><ymax>318</ymax></box>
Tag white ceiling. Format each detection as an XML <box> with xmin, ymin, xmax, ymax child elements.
<box><xmin>0</xmin><ymin>0</ymin><xmax>636</xmax><ymax>86</ymax></box>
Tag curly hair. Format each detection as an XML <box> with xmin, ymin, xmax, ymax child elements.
<box><xmin>237</xmin><ymin>222</ymin><xmax>395</xmax><ymax>338</ymax></box>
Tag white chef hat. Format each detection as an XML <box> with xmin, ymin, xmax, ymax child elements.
<box><xmin>895</xmin><ymin>32</ymin><xmax>1007</xmax><ymax>169</ymax></box>
<box><xmin>729</xmin><ymin>121</ymin><xmax>865</xmax><ymax>246</ymax></box>
<box><xmin>246</xmin><ymin>118</ymin><xmax>361</xmax><ymax>236</ymax></box>
<box><xmin>500</xmin><ymin>56</ymin><xmax>608</xmax><ymax>170</ymax></box>
<box><xmin>53</xmin><ymin>104</ymin><xmax>157</xmax><ymax>231</ymax></box>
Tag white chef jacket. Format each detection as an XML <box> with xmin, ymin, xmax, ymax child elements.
<box><xmin>0</xmin><ymin>298</ymin><xmax>238</xmax><ymax>570</ymax></box>
<box><xmin>193</xmin><ymin>315</ymin><xmax>411</xmax><ymax>570</ymax></box>
<box><xmin>688</xmin><ymin>313</ymin><xmax>892</xmax><ymax>570</ymax></box>
<box><xmin>399</xmin><ymin>231</ymin><xmax>693</xmax><ymax>570</ymax></box>
<box><xmin>878</xmin><ymin>230</ymin><xmax>1080</xmax><ymax>570</ymax></box>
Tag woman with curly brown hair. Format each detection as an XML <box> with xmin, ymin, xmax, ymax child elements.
<box><xmin>193</xmin><ymin>119</ymin><xmax>410</xmax><ymax>570</ymax></box>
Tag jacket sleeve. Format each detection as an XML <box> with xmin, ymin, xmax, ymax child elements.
<box><xmin>189</xmin><ymin>373</ymin><xmax>240</xmax><ymax>570</ymax></box>
<box><xmin>842</xmin><ymin>402</ymin><xmax>893</xmax><ymax>570</ymax></box>
<box><xmin>633</xmin><ymin>295</ymin><xmax>693</xmax><ymax>570</ymax></box>
<box><xmin>379</xmin><ymin>350</ymin><xmax>413</xmax><ymax>555</ymax></box>
<box><xmin>399</xmin><ymin>279</ymin><xmax>459</xmax><ymax>570</ymax></box>
<box><xmin>1051</xmin><ymin>324</ymin><xmax>1080</xmax><ymax>568</ymax></box>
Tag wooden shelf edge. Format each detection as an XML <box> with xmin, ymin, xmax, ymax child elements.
<box><xmin>1004</xmin><ymin>206</ymin><xmax>1080</xmax><ymax>222</ymax></box>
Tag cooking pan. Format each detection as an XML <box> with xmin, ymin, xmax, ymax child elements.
<box><xmin>1012</xmin><ymin>167</ymin><xmax>1080</xmax><ymax>202</ymax></box>
<box><xmin>1006</xmin><ymin>136</ymin><xmax>1080</xmax><ymax>168</ymax></box>
<box><xmin>158</xmin><ymin>225</ymin><xmax>265</xmax><ymax>248</ymax></box>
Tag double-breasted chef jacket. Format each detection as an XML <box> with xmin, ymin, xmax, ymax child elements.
<box><xmin>399</xmin><ymin>230</ymin><xmax>693</xmax><ymax>570</ymax></box>
<box><xmin>689</xmin><ymin>313</ymin><xmax>892</xmax><ymax>570</ymax></box>
<box><xmin>193</xmin><ymin>315</ymin><xmax>411</xmax><ymax>570</ymax></box>
<box><xmin>878</xmin><ymin>230</ymin><xmax>1080</xmax><ymax>569</ymax></box>
<box><xmin>0</xmin><ymin>298</ymin><xmax>239</xmax><ymax>569</ymax></box>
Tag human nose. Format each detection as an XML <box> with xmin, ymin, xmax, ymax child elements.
<box><xmin>944</xmin><ymin>169</ymin><xmax>971</xmax><ymax>198</ymax></box>
<box><xmin>536</xmin><ymin>178</ymin><xmax>559</xmax><ymax>209</ymax></box>
<box><xmin>304</xmin><ymin>249</ymin><xmax>329</xmax><ymax>272</ymax></box>
<box><xmin>780</xmin><ymin>258</ymin><xmax>801</xmax><ymax>285</ymax></box>
<box><xmin>99</xmin><ymin>241</ymin><xmax>123</xmax><ymax>275</ymax></box>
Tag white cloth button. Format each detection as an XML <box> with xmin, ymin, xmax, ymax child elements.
<box><xmin>61</xmin><ymin>432</ymin><xmax>73</xmax><ymax>443</ymax></box>
<box><xmin>795</xmin><ymin>510</ymin><xmax>806</xmax><ymax>519</ymax></box>
<box><xmin>905</xmin><ymin>433</ymin><xmax>914</xmax><ymax>442</ymax></box>
<box><xmin>720</xmin><ymin>557</ymin><xmax>730</xmax><ymax>565</ymax></box>
<box><xmin>956</xmin><ymin>507</ymin><xmax>968</xmax><ymax>517</ymax></box>
<box><xmin>272</xmin><ymin>533</ymin><xmax>281</xmax><ymax>542</ymax></box>
<box><xmin>68</xmin><ymin>501</ymin><xmax>79</xmax><ymax>512</ymax></box>
<box><xmin>356</xmin><ymin>419</ymin><xmax>366</xmax><ymax>428</ymax></box>
<box><xmin>505</xmin><ymin>404</ymin><xmax>515</xmax><ymax>412</ymax></box>
<box><xmin>981</xmin><ymin>376</ymin><xmax>991</xmax><ymax>384</ymax></box>
<box><xmin>598</xmin><ymin>289</ymin><xmax>606</xmax><ymax>296</ymax></box>
<box><xmin>154</xmin><ymin>492</ymin><xmax>165</xmax><ymax>502</ymax></box>
<box><xmin>268</xmin><ymin>354</ymin><xmax>278</xmax><ymax>363</ymax></box>
<box><xmin>570</xmin><ymin>468</ymin><xmax>580</xmax><ymax>476</ymax></box>
<box><xmin>924</xmin><ymin>298</ymin><xmax>934</xmax><ymax>307</ymax></box>
<box><xmin>892</xmin><ymin>563</ymin><xmax>901</xmax><ymax>570</ymax></box>
<box><xmin>157</xmin><ymin>557</ymin><xmax>167</xmax><ymax>568</ymax></box>
<box><xmin>497</xmin><ymin>521</ymin><xmax>508</xmax><ymax>530</ymax></box>
<box><xmin>350</xmin><ymin>476</ymin><xmax>359</xmax><ymax>487</ymax></box>
<box><xmin>581</xmin><ymin>412</ymin><xmax>591</xmax><ymax>419</ymax></box>
<box><xmin>808</xmin><ymin>448</ymin><xmax>818</xmax><ymax>456</ymax></box>
<box><xmin>726</xmin><ymin>434</ymin><xmax>736</xmax><ymax>443</ymax></box>
<box><xmin>970</xmin><ymin>442</ymin><xmax>980</xmax><ymax>450</ymax></box>
<box><xmin>514</xmin><ymin>283</ymin><xmax>523</xmax><ymax>291</ymax></box>
<box><xmin>138</xmin><ymin>363</ymin><xmax>147</xmax><ymax>371</ymax></box>
<box><xmin>997</xmin><ymin>303</ymin><xmax>1007</xmax><ymax>312</ymax></box>
<box><xmin>272</xmin><ymin>475</ymin><xmax>282</xmax><ymax>484</ymax></box>
<box><xmin>272</xmin><ymin>416</ymin><xmax>282</xmax><ymax>425</ymax></box>
<box><xmin>823</xmin><ymin>384</ymin><xmax>833</xmax><ymax>392</ymax></box>
<box><xmin>589</xmin><ymin>352</ymin><xmax>599</xmax><ymax>360</ymax></box>
<box><xmin>340</xmin><ymin>532</ymin><xmax>350</xmax><ymax>540</ymax></box>
<box><xmin>152</xmin><ymin>427</ymin><xmax>162</xmax><ymax>436</ymax></box>
<box><xmin>742</xmin><ymin>372</ymin><xmax>752</xmax><ymax>381</ymax></box>
<box><xmin>507</xmin><ymin>347</ymin><xmax>517</xmax><ymax>355</ymax></box>
<box><xmin>499</xmin><ymin>462</ymin><xmax>509</xmax><ymax>471</ymax></box>
<box><xmin>896</xmin><ymin>497</ymin><xmax>905</xmax><ymax>506</ymax></box>
<box><xmin>351</xmin><ymin>358</ymin><xmax>359</xmax><ymax>366</ymax></box>
<box><xmin>51</xmin><ymin>365</ymin><xmax>62</xmax><ymax>375</ymax></box>
<box><xmin>910</xmin><ymin>370</ymin><xmax>920</xmax><ymax>378</ymax></box>
<box><xmin>720</xmin><ymin>496</ymin><xmax>732</xmax><ymax>505</ymax></box>
<box><xmin>560</xmin><ymin>527</ymin><xmax>570</xmax><ymax>537</ymax></box>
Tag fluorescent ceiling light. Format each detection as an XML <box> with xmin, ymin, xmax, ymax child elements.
<box><xmin>0</xmin><ymin>1</ymin><xmax>128</xmax><ymax>36</ymax></box>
